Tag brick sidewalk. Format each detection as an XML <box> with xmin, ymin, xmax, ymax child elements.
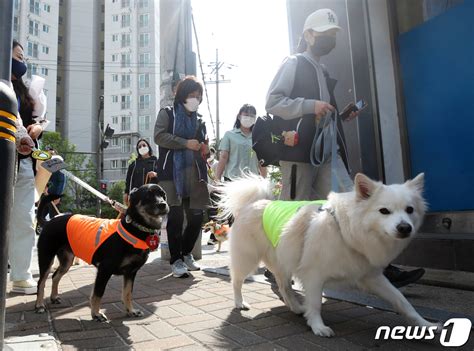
<box><xmin>6</xmin><ymin>257</ymin><xmax>473</xmax><ymax>351</ymax></box>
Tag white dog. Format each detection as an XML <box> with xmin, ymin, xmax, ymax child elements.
<box><xmin>218</xmin><ymin>173</ymin><xmax>439</xmax><ymax>337</ymax></box>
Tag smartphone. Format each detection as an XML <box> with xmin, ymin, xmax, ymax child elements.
<box><xmin>340</xmin><ymin>99</ymin><xmax>367</xmax><ymax>121</ymax></box>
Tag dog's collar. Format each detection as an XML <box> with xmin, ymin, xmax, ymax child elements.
<box><xmin>130</xmin><ymin>220</ymin><xmax>160</xmax><ymax>234</ymax></box>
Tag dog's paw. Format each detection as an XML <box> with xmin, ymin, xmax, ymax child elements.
<box><xmin>50</xmin><ymin>296</ymin><xmax>62</xmax><ymax>304</ymax></box>
<box><xmin>92</xmin><ymin>312</ymin><xmax>108</xmax><ymax>323</ymax></box>
<box><xmin>35</xmin><ymin>305</ymin><xmax>46</xmax><ymax>314</ymax></box>
<box><xmin>311</xmin><ymin>324</ymin><xmax>335</xmax><ymax>338</ymax></box>
<box><xmin>127</xmin><ymin>309</ymin><xmax>144</xmax><ymax>318</ymax></box>
<box><xmin>235</xmin><ymin>301</ymin><xmax>251</xmax><ymax>310</ymax></box>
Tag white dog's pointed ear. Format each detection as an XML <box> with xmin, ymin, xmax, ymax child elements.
<box><xmin>408</xmin><ymin>173</ymin><xmax>424</xmax><ymax>193</ymax></box>
<box><xmin>354</xmin><ymin>173</ymin><xmax>377</xmax><ymax>200</ymax></box>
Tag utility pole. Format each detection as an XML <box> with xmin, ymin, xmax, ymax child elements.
<box><xmin>0</xmin><ymin>1</ymin><xmax>15</xmax><ymax>348</ymax></box>
<box><xmin>95</xmin><ymin>96</ymin><xmax>104</xmax><ymax>217</ymax></box>
<box><xmin>207</xmin><ymin>48</ymin><xmax>234</xmax><ymax>146</ymax></box>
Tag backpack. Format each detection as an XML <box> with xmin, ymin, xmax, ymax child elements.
<box><xmin>251</xmin><ymin>114</ymin><xmax>284</xmax><ymax>167</ymax></box>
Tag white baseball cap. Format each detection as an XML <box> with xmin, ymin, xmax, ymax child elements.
<box><xmin>303</xmin><ymin>9</ymin><xmax>341</xmax><ymax>33</ymax></box>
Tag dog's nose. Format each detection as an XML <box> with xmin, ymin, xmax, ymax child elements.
<box><xmin>157</xmin><ymin>203</ymin><xmax>167</xmax><ymax>211</ymax></box>
<box><xmin>396</xmin><ymin>222</ymin><xmax>412</xmax><ymax>237</ymax></box>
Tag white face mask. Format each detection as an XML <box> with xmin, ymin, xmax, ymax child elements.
<box><xmin>184</xmin><ymin>97</ymin><xmax>200</xmax><ymax>112</ymax></box>
<box><xmin>240</xmin><ymin>115</ymin><xmax>256</xmax><ymax>128</ymax></box>
<box><xmin>138</xmin><ymin>146</ymin><xmax>149</xmax><ymax>156</ymax></box>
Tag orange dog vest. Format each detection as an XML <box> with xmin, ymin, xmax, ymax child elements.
<box><xmin>66</xmin><ymin>215</ymin><xmax>149</xmax><ymax>264</ymax></box>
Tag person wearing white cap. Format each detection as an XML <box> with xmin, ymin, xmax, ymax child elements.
<box><xmin>265</xmin><ymin>8</ymin><xmax>352</xmax><ymax>201</ymax></box>
<box><xmin>264</xmin><ymin>9</ymin><xmax>425</xmax><ymax>288</ymax></box>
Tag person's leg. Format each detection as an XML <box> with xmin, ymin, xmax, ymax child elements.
<box><xmin>8</xmin><ymin>159</ymin><xmax>36</xmax><ymax>293</ymax></box>
<box><xmin>182</xmin><ymin>198</ymin><xmax>204</xmax><ymax>271</ymax></box>
<box><xmin>207</xmin><ymin>192</ymin><xmax>218</xmax><ymax>243</ymax></box>
<box><xmin>279</xmin><ymin>161</ymin><xmax>314</xmax><ymax>201</ymax></box>
<box><xmin>166</xmin><ymin>204</ymin><xmax>184</xmax><ymax>265</ymax></box>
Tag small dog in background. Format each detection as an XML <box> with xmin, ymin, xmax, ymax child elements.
<box><xmin>203</xmin><ymin>220</ymin><xmax>229</xmax><ymax>252</ymax></box>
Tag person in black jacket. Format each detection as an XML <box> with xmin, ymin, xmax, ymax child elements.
<box><xmin>124</xmin><ymin>138</ymin><xmax>159</xmax><ymax>205</ymax></box>
<box><xmin>154</xmin><ymin>76</ymin><xmax>210</xmax><ymax>278</ymax></box>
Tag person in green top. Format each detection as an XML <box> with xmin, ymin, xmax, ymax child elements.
<box><xmin>215</xmin><ymin>104</ymin><xmax>267</xmax><ymax>181</ymax></box>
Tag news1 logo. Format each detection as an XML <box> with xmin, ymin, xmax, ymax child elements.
<box><xmin>375</xmin><ymin>318</ymin><xmax>472</xmax><ymax>347</ymax></box>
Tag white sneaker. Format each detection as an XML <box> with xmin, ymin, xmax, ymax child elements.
<box><xmin>183</xmin><ymin>254</ymin><xmax>200</xmax><ymax>271</ymax></box>
<box><xmin>171</xmin><ymin>259</ymin><xmax>189</xmax><ymax>278</ymax></box>
<box><xmin>11</xmin><ymin>279</ymin><xmax>37</xmax><ymax>295</ymax></box>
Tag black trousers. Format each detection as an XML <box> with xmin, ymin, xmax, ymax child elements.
<box><xmin>167</xmin><ymin>198</ymin><xmax>204</xmax><ymax>264</ymax></box>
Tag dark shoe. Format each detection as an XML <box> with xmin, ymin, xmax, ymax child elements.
<box><xmin>264</xmin><ymin>269</ymin><xmax>275</xmax><ymax>283</ymax></box>
<box><xmin>384</xmin><ymin>264</ymin><xmax>425</xmax><ymax>288</ymax></box>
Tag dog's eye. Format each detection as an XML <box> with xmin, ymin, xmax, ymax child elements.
<box><xmin>379</xmin><ymin>208</ymin><xmax>391</xmax><ymax>215</ymax></box>
<box><xmin>406</xmin><ymin>206</ymin><xmax>414</xmax><ymax>214</ymax></box>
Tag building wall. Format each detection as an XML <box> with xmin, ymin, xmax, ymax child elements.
<box><xmin>13</xmin><ymin>0</ymin><xmax>59</xmax><ymax>131</ymax></box>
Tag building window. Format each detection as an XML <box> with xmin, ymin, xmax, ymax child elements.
<box><xmin>121</xmin><ymin>95</ymin><xmax>131</xmax><ymax>110</ymax></box>
<box><xmin>42</xmin><ymin>46</ymin><xmax>49</xmax><ymax>54</ymax></box>
<box><xmin>121</xmin><ymin>138</ymin><xmax>132</xmax><ymax>153</ymax></box>
<box><xmin>43</xmin><ymin>24</ymin><xmax>49</xmax><ymax>33</ymax></box>
<box><xmin>121</xmin><ymin>74</ymin><xmax>131</xmax><ymax>89</ymax></box>
<box><xmin>112</xmin><ymin>95</ymin><xmax>118</xmax><ymax>103</ymax></box>
<box><xmin>139</xmin><ymin>115</ymin><xmax>150</xmax><ymax>131</ymax></box>
<box><xmin>139</xmin><ymin>14</ymin><xmax>149</xmax><ymax>27</ymax></box>
<box><xmin>112</xmin><ymin>15</ymin><xmax>119</xmax><ymax>22</ymax></box>
<box><xmin>111</xmin><ymin>160</ymin><xmax>118</xmax><ymax>169</ymax></box>
<box><xmin>111</xmin><ymin>137</ymin><xmax>119</xmax><ymax>146</ymax></box>
<box><xmin>139</xmin><ymin>53</ymin><xmax>150</xmax><ymax>68</ymax></box>
<box><xmin>112</xmin><ymin>54</ymin><xmax>118</xmax><ymax>62</ymax></box>
<box><xmin>121</xmin><ymin>53</ymin><xmax>131</xmax><ymax>68</ymax></box>
<box><xmin>58</xmin><ymin>16</ymin><xmax>63</xmax><ymax>25</ymax></box>
<box><xmin>14</xmin><ymin>0</ymin><xmax>19</xmax><ymax>10</ymax></box>
<box><xmin>26</xmin><ymin>63</ymin><xmax>38</xmax><ymax>79</ymax></box>
<box><xmin>121</xmin><ymin>116</ymin><xmax>131</xmax><ymax>131</ymax></box>
<box><xmin>44</xmin><ymin>4</ymin><xmax>51</xmax><ymax>12</ymax></box>
<box><xmin>112</xmin><ymin>74</ymin><xmax>118</xmax><ymax>82</ymax></box>
<box><xmin>121</xmin><ymin>0</ymin><xmax>130</xmax><ymax>8</ymax></box>
<box><xmin>112</xmin><ymin>116</ymin><xmax>119</xmax><ymax>124</ymax></box>
<box><xmin>139</xmin><ymin>94</ymin><xmax>150</xmax><ymax>110</ymax></box>
<box><xmin>30</xmin><ymin>0</ymin><xmax>40</xmax><ymax>15</ymax></box>
<box><xmin>121</xmin><ymin>33</ymin><xmax>130</xmax><ymax>48</ymax></box>
<box><xmin>27</xmin><ymin>42</ymin><xmax>39</xmax><ymax>58</ymax></box>
<box><xmin>112</xmin><ymin>34</ymin><xmax>118</xmax><ymax>42</ymax></box>
<box><xmin>29</xmin><ymin>20</ymin><xmax>39</xmax><ymax>36</ymax></box>
<box><xmin>138</xmin><ymin>0</ymin><xmax>148</xmax><ymax>8</ymax></box>
<box><xmin>138</xmin><ymin>73</ymin><xmax>150</xmax><ymax>89</ymax></box>
<box><xmin>13</xmin><ymin>16</ymin><xmax>18</xmax><ymax>32</ymax></box>
<box><xmin>121</xmin><ymin>14</ymin><xmax>130</xmax><ymax>28</ymax></box>
<box><xmin>41</xmin><ymin>67</ymin><xmax>48</xmax><ymax>76</ymax></box>
<box><xmin>139</xmin><ymin>33</ymin><xmax>149</xmax><ymax>48</ymax></box>
<box><xmin>121</xmin><ymin>160</ymin><xmax>128</xmax><ymax>174</ymax></box>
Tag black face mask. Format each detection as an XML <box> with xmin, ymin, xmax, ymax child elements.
<box><xmin>310</xmin><ymin>35</ymin><xmax>336</xmax><ymax>57</ymax></box>
<box><xmin>12</xmin><ymin>58</ymin><xmax>27</xmax><ymax>78</ymax></box>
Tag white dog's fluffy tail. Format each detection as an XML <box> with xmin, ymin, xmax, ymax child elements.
<box><xmin>217</xmin><ymin>174</ymin><xmax>273</xmax><ymax>220</ymax></box>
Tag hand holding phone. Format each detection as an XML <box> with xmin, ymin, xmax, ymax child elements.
<box><xmin>339</xmin><ymin>99</ymin><xmax>367</xmax><ymax>121</ymax></box>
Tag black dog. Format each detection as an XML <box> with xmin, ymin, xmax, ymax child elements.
<box><xmin>35</xmin><ymin>184</ymin><xmax>169</xmax><ymax>322</ymax></box>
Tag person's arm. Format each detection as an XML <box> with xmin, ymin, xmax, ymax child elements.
<box><xmin>154</xmin><ymin>109</ymin><xmax>188</xmax><ymax>149</ymax></box>
<box><xmin>215</xmin><ymin>150</ymin><xmax>229</xmax><ymax>181</ymax></box>
<box><xmin>265</xmin><ymin>56</ymin><xmax>317</xmax><ymax>120</ymax></box>
<box><xmin>124</xmin><ymin>162</ymin><xmax>134</xmax><ymax>204</ymax></box>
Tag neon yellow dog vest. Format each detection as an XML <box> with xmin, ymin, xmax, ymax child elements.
<box><xmin>262</xmin><ymin>200</ymin><xmax>327</xmax><ymax>247</ymax></box>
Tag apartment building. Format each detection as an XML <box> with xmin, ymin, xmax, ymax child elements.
<box><xmin>13</xmin><ymin>0</ymin><xmax>59</xmax><ymax>130</ymax></box>
<box><xmin>103</xmin><ymin>0</ymin><xmax>161</xmax><ymax>183</ymax></box>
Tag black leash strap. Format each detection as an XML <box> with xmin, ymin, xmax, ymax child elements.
<box><xmin>290</xmin><ymin>164</ymin><xmax>297</xmax><ymax>200</ymax></box>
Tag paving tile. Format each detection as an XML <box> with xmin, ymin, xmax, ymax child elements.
<box><xmin>255</xmin><ymin>323</ymin><xmax>308</xmax><ymax>340</ymax></box>
<box><xmin>144</xmin><ymin>320</ymin><xmax>182</xmax><ymax>339</ymax></box>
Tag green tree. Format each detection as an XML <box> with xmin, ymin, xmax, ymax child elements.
<box><xmin>100</xmin><ymin>181</ymin><xmax>126</xmax><ymax>219</ymax></box>
<box><xmin>40</xmin><ymin>132</ymin><xmax>98</xmax><ymax>215</ymax></box>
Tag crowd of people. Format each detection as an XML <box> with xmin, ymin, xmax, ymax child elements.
<box><xmin>6</xmin><ymin>7</ymin><xmax>424</xmax><ymax>294</ymax></box>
